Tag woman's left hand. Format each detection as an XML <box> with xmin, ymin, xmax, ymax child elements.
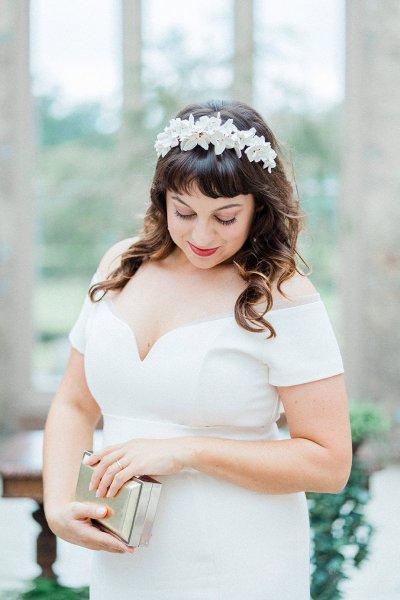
<box><xmin>84</xmin><ymin>438</ymin><xmax>190</xmax><ymax>498</ymax></box>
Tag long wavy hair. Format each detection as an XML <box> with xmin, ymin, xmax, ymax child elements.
<box><xmin>89</xmin><ymin>99</ymin><xmax>310</xmax><ymax>339</ymax></box>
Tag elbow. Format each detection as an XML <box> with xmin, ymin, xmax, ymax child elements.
<box><xmin>333</xmin><ymin>468</ymin><xmax>352</xmax><ymax>494</ymax></box>
<box><xmin>325</xmin><ymin>455</ymin><xmax>353</xmax><ymax>495</ymax></box>
<box><xmin>308</xmin><ymin>443</ymin><xmax>353</xmax><ymax>494</ymax></box>
<box><xmin>328</xmin><ymin>478</ymin><xmax>349</xmax><ymax>495</ymax></box>
<box><xmin>318</xmin><ymin>475</ymin><xmax>349</xmax><ymax>495</ymax></box>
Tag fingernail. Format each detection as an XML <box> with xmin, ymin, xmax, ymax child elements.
<box><xmin>96</xmin><ymin>490</ymin><xmax>102</xmax><ymax>497</ymax></box>
<box><xmin>125</xmin><ymin>547</ymin><xmax>134</xmax><ymax>553</ymax></box>
<box><xmin>88</xmin><ymin>482</ymin><xmax>94</xmax><ymax>491</ymax></box>
<box><xmin>95</xmin><ymin>506</ymin><xmax>106</xmax><ymax>516</ymax></box>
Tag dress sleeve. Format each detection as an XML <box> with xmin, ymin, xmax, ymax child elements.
<box><xmin>68</xmin><ymin>270</ymin><xmax>101</xmax><ymax>354</ymax></box>
<box><xmin>262</xmin><ymin>298</ymin><xmax>344</xmax><ymax>388</ymax></box>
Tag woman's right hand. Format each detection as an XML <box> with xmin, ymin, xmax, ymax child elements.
<box><xmin>46</xmin><ymin>501</ymin><xmax>135</xmax><ymax>554</ymax></box>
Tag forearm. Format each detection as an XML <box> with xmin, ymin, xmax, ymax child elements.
<box><xmin>182</xmin><ymin>436</ymin><xmax>347</xmax><ymax>495</ymax></box>
<box><xmin>42</xmin><ymin>397</ymin><xmax>97</xmax><ymax>522</ymax></box>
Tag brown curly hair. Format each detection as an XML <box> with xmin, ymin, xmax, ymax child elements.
<box><xmin>89</xmin><ymin>99</ymin><xmax>310</xmax><ymax>339</ymax></box>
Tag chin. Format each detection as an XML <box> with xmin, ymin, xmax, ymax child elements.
<box><xmin>187</xmin><ymin>255</ymin><xmax>217</xmax><ymax>268</ymax></box>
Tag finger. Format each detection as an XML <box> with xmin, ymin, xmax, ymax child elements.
<box><xmin>93</xmin><ymin>460</ymin><xmax>123</xmax><ymax>497</ymax></box>
<box><xmin>84</xmin><ymin>444</ymin><xmax>123</xmax><ymax>465</ymax></box>
<box><xmin>82</xmin><ymin>520</ymin><xmax>134</xmax><ymax>554</ymax></box>
<box><xmin>96</xmin><ymin>457</ymin><xmax>133</xmax><ymax>498</ymax></box>
<box><xmin>71</xmin><ymin>501</ymin><xmax>110</xmax><ymax>520</ymax></box>
<box><xmin>89</xmin><ymin>451</ymin><xmax>124</xmax><ymax>491</ymax></box>
<box><xmin>105</xmin><ymin>467</ymin><xmax>134</xmax><ymax>498</ymax></box>
<box><xmin>71</xmin><ymin>503</ymin><xmax>134</xmax><ymax>554</ymax></box>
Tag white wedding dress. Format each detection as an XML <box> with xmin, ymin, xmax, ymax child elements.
<box><xmin>69</xmin><ymin>270</ymin><xmax>344</xmax><ymax>600</ymax></box>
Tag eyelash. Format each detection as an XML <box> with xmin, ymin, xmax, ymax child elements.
<box><xmin>174</xmin><ymin>209</ymin><xmax>237</xmax><ymax>226</ymax></box>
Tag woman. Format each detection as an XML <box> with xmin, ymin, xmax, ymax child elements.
<box><xmin>43</xmin><ymin>99</ymin><xmax>352</xmax><ymax>599</ymax></box>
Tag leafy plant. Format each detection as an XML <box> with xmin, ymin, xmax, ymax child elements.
<box><xmin>349</xmin><ymin>402</ymin><xmax>391</xmax><ymax>451</ymax></box>
<box><xmin>307</xmin><ymin>401</ymin><xmax>391</xmax><ymax>600</ymax></box>
<box><xmin>0</xmin><ymin>576</ymin><xmax>88</xmax><ymax>599</ymax></box>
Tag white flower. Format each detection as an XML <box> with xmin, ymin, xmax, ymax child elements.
<box><xmin>209</xmin><ymin>128</ymin><xmax>230</xmax><ymax>155</ymax></box>
<box><xmin>154</xmin><ymin>128</ymin><xmax>180</xmax><ymax>157</ymax></box>
<box><xmin>245</xmin><ymin>136</ymin><xmax>277</xmax><ymax>172</ymax></box>
<box><xmin>154</xmin><ymin>113</ymin><xmax>277</xmax><ymax>172</ymax></box>
<box><xmin>227</xmin><ymin>128</ymin><xmax>257</xmax><ymax>158</ymax></box>
<box><xmin>198</xmin><ymin>113</ymin><xmax>223</xmax><ymax>133</ymax></box>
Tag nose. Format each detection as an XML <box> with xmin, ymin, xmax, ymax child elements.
<box><xmin>191</xmin><ymin>219</ymin><xmax>218</xmax><ymax>248</ymax></box>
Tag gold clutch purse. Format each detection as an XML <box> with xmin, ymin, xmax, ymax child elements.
<box><xmin>75</xmin><ymin>450</ymin><xmax>162</xmax><ymax>547</ymax></box>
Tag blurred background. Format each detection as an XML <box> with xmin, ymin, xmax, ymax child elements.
<box><xmin>0</xmin><ymin>1</ymin><xmax>399</xmax><ymax>598</ymax></box>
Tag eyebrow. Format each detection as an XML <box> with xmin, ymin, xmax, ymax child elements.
<box><xmin>171</xmin><ymin>195</ymin><xmax>244</xmax><ymax>211</ymax></box>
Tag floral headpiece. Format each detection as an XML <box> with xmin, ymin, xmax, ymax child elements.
<box><xmin>154</xmin><ymin>112</ymin><xmax>277</xmax><ymax>173</ymax></box>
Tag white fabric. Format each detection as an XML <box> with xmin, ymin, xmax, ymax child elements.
<box><xmin>68</xmin><ymin>270</ymin><xmax>344</xmax><ymax>599</ymax></box>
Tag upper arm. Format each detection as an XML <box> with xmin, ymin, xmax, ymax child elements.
<box><xmin>278</xmin><ymin>374</ymin><xmax>352</xmax><ymax>485</ymax></box>
<box><xmin>262</xmin><ymin>280</ymin><xmax>351</xmax><ymax>486</ymax></box>
<box><xmin>53</xmin><ymin>346</ymin><xmax>102</xmax><ymax>426</ymax></box>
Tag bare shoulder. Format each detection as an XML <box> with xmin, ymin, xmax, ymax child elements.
<box><xmin>271</xmin><ymin>270</ymin><xmax>318</xmax><ymax>301</ymax></box>
<box><xmin>98</xmin><ymin>236</ymin><xmax>139</xmax><ymax>279</ymax></box>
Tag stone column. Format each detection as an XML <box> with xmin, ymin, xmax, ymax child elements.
<box><xmin>340</xmin><ymin>0</ymin><xmax>400</xmax><ymax>452</ymax></box>
<box><xmin>121</xmin><ymin>0</ymin><xmax>143</xmax><ymax>117</ymax></box>
<box><xmin>231</xmin><ymin>0</ymin><xmax>254</xmax><ymax>105</ymax></box>
<box><xmin>0</xmin><ymin>0</ymin><xmax>33</xmax><ymax>432</ymax></box>
<box><xmin>115</xmin><ymin>0</ymin><xmax>146</xmax><ymax>239</ymax></box>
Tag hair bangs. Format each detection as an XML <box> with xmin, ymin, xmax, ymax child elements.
<box><xmin>161</xmin><ymin>145</ymin><xmax>253</xmax><ymax>199</ymax></box>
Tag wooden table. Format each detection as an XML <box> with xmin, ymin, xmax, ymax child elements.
<box><xmin>0</xmin><ymin>429</ymin><xmax>101</xmax><ymax>580</ymax></box>
<box><xmin>0</xmin><ymin>430</ymin><xmax>56</xmax><ymax>578</ymax></box>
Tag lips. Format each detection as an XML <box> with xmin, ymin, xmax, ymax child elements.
<box><xmin>188</xmin><ymin>242</ymin><xmax>220</xmax><ymax>257</ymax></box>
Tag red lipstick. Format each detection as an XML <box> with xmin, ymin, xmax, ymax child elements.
<box><xmin>188</xmin><ymin>242</ymin><xmax>220</xmax><ymax>257</ymax></box>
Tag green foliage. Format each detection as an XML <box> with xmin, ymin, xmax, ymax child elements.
<box><xmin>308</xmin><ymin>457</ymin><xmax>374</xmax><ymax>600</ymax></box>
<box><xmin>35</xmin><ymin>91</ymin><xmax>113</xmax><ymax>149</ymax></box>
<box><xmin>269</xmin><ymin>104</ymin><xmax>343</xmax><ymax>296</ymax></box>
<box><xmin>36</xmin><ymin>139</ymin><xmax>124</xmax><ymax>278</ymax></box>
<box><xmin>349</xmin><ymin>402</ymin><xmax>391</xmax><ymax>448</ymax></box>
<box><xmin>0</xmin><ymin>576</ymin><xmax>88</xmax><ymax>599</ymax></box>
<box><xmin>272</xmin><ymin>104</ymin><xmax>342</xmax><ymax>178</ymax></box>
<box><xmin>307</xmin><ymin>402</ymin><xmax>391</xmax><ymax>599</ymax></box>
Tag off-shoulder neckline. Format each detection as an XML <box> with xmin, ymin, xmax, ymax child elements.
<box><xmin>100</xmin><ymin>295</ymin><xmax>324</xmax><ymax>363</ymax></box>
<box><xmin>91</xmin><ymin>269</ymin><xmax>322</xmax><ymax>317</ymax></box>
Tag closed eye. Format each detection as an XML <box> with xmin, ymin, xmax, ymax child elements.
<box><xmin>174</xmin><ymin>209</ymin><xmax>237</xmax><ymax>226</ymax></box>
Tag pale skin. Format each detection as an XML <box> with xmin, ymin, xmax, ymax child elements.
<box><xmin>43</xmin><ymin>183</ymin><xmax>352</xmax><ymax>555</ymax></box>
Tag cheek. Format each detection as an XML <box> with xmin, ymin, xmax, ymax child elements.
<box><xmin>167</xmin><ymin>213</ymin><xmax>190</xmax><ymax>237</ymax></box>
<box><xmin>239</xmin><ymin>215</ymin><xmax>255</xmax><ymax>241</ymax></box>
<box><xmin>227</xmin><ymin>222</ymin><xmax>251</xmax><ymax>244</ymax></box>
